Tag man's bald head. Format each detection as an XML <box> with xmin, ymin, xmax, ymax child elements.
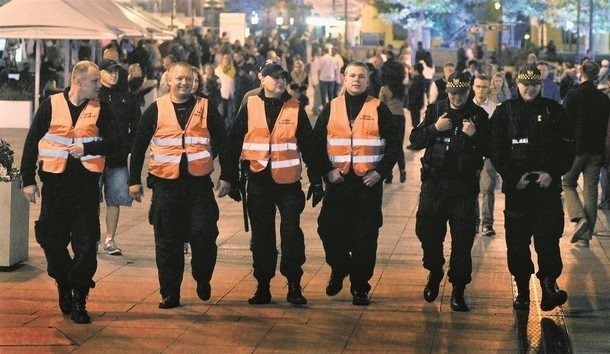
<box><xmin>103</xmin><ymin>48</ymin><xmax>119</xmax><ymax>62</ymax></box>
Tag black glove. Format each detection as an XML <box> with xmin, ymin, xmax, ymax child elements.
<box><xmin>228</xmin><ymin>186</ymin><xmax>242</xmax><ymax>202</ymax></box>
<box><xmin>306</xmin><ymin>184</ymin><xmax>324</xmax><ymax>207</ymax></box>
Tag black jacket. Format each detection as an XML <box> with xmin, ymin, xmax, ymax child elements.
<box><xmin>490</xmin><ymin>95</ymin><xmax>572</xmax><ymax>193</ymax></box>
<box><xmin>563</xmin><ymin>80</ymin><xmax>610</xmax><ymax>155</ymax></box>
<box><xmin>98</xmin><ymin>84</ymin><xmax>141</xmax><ymax>168</ymax></box>
<box><xmin>410</xmin><ymin>98</ymin><xmax>490</xmax><ymax>193</ymax></box>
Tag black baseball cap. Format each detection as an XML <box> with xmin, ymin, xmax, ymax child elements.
<box><xmin>260</xmin><ymin>61</ymin><xmax>288</xmax><ymax>79</ymax></box>
<box><xmin>99</xmin><ymin>59</ymin><xmax>120</xmax><ymax>71</ymax></box>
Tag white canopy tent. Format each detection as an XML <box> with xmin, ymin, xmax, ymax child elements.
<box><xmin>0</xmin><ymin>0</ymin><xmax>122</xmax><ymax>111</ymax></box>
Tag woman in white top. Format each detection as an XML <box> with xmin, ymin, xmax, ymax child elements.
<box><xmin>214</xmin><ymin>53</ymin><xmax>236</xmax><ymax>127</ymax></box>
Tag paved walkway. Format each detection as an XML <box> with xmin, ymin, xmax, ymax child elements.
<box><xmin>1</xmin><ymin>127</ymin><xmax>609</xmax><ymax>353</ymax></box>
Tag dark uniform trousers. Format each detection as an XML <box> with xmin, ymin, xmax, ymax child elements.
<box><xmin>35</xmin><ymin>171</ymin><xmax>100</xmax><ymax>291</ymax></box>
<box><xmin>317</xmin><ymin>174</ymin><xmax>383</xmax><ymax>293</ymax></box>
<box><xmin>504</xmin><ymin>186</ymin><xmax>564</xmax><ymax>281</ymax></box>
<box><xmin>415</xmin><ymin>182</ymin><xmax>477</xmax><ymax>286</ymax></box>
<box><xmin>149</xmin><ymin>175</ymin><xmax>219</xmax><ymax>299</ymax></box>
<box><xmin>247</xmin><ymin>173</ymin><xmax>306</xmax><ymax>284</ymax></box>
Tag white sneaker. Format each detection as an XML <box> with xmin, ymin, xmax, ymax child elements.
<box><xmin>105</xmin><ymin>240</ymin><xmax>122</xmax><ymax>255</ymax></box>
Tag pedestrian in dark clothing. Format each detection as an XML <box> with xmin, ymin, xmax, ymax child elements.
<box><xmin>490</xmin><ymin>64</ymin><xmax>575</xmax><ymax>312</ymax></box>
<box><xmin>21</xmin><ymin>61</ymin><xmax>122</xmax><ymax>324</ymax></box>
<box><xmin>225</xmin><ymin>62</ymin><xmax>322</xmax><ymax>306</ymax></box>
<box><xmin>98</xmin><ymin>59</ymin><xmax>141</xmax><ymax>256</ymax></box>
<box><xmin>379</xmin><ymin>60</ymin><xmax>407</xmax><ymax>184</ymax></box>
<box><xmin>410</xmin><ymin>72</ymin><xmax>490</xmax><ymax>312</ymax></box>
<box><xmin>314</xmin><ymin>62</ymin><xmax>400</xmax><ymax>306</ymax></box>
<box><xmin>562</xmin><ymin>60</ymin><xmax>610</xmax><ymax>247</ymax></box>
<box><xmin>408</xmin><ymin>62</ymin><xmax>426</xmax><ymax>128</ymax></box>
<box><xmin>129</xmin><ymin>63</ymin><xmax>231</xmax><ymax>309</ymax></box>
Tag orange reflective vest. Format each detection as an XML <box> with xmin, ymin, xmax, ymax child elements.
<box><xmin>327</xmin><ymin>95</ymin><xmax>384</xmax><ymax>176</ymax></box>
<box><xmin>241</xmin><ymin>96</ymin><xmax>302</xmax><ymax>184</ymax></box>
<box><xmin>38</xmin><ymin>93</ymin><xmax>104</xmax><ymax>173</ymax></box>
<box><xmin>149</xmin><ymin>95</ymin><xmax>213</xmax><ymax>179</ymax></box>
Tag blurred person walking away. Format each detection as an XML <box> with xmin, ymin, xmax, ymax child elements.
<box><xmin>490</xmin><ymin>65</ymin><xmax>575</xmax><ymax>311</ymax></box>
<box><xmin>318</xmin><ymin>46</ymin><xmax>341</xmax><ymax>108</ymax></box>
<box><xmin>410</xmin><ymin>72</ymin><xmax>490</xmax><ymax>312</ymax></box>
<box><xmin>379</xmin><ymin>60</ymin><xmax>408</xmax><ymax>184</ymax></box>
<box><xmin>562</xmin><ymin>60</ymin><xmax>610</xmax><ymax>247</ymax></box>
<box><xmin>215</xmin><ymin>53</ymin><xmax>237</xmax><ymax>128</ymax></box>
<box><xmin>20</xmin><ymin>61</ymin><xmax>121</xmax><ymax>323</ymax></box>
<box><xmin>314</xmin><ymin>62</ymin><xmax>400</xmax><ymax>306</ymax></box>
<box><xmin>97</xmin><ymin>59</ymin><xmax>141</xmax><ymax>255</ymax></box>
<box><xmin>407</xmin><ymin>63</ymin><xmax>426</xmax><ymax>129</ymax></box>
<box><xmin>128</xmin><ymin>63</ymin><xmax>231</xmax><ymax>309</ymax></box>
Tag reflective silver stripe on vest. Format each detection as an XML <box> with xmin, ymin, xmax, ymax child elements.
<box><xmin>152</xmin><ymin>137</ymin><xmax>182</xmax><ymax>146</ymax></box>
<box><xmin>512</xmin><ymin>138</ymin><xmax>529</xmax><ymax>144</ymax></box>
<box><xmin>184</xmin><ymin>136</ymin><xmax>210</xmax><ymax>145</ymax></box>
<box><xmin>242</xmin><ymin>142</ymin><xmax>270</xmax><ymax>151</ymax></box>
<box><xmin>271</xmin><ymin>158</ymin><xmax>300</xmax><ymax>168</ymax></box>
<box><xmin>352</xmin><ymin>154</ymin><xmax>384</xmax><ymax>163</ymax></box>
<box><xmin>74</xmin><ymin>136</ymin><xmax>102</xmax><ymax>144</ymax></box>
<box><xmin>271</xmin><ymin>143</ymin><xmax>298</xmax><ymax>151</ymax></box>
<box><xmin>38</xmin><ymin>148</ymin><xmax>69</xmax><ymax>159</ymax></box>
<box><xmin>42</xmin><ymin>133</ymin><xmax>73</xmax><ymax>145</ymax></box>
<box><xmin>81</xmin><ymin>155</ymin><xmax>102</xmax><ymax>161</ymax></box>
<box><xmin>187</xmin><ymin>150</ymin><xmax>211</xmax><ymax>161</ymax></box>
<box><xmin>152</xmin><ymin>154</ymin><xmax>182</xmax><ymax>163</ymax></box>
<box><xmin>328</xmin><ymin>138</ymin><xmax>352</xmax><ymax>146</ymax></box>
<box><xmin>328</xmin><ymin>155</ymin><xmax>351</xmax><ymax>163</ymax></box>
<box><xmin>352</xmin><ymin>138</ymin><xmax>385</xmax><ymax>146</ymax></box>
<box><xmin>257</xmin><ymin>160</ymin><xmax>269</xmax><ymax>167</ymax></box>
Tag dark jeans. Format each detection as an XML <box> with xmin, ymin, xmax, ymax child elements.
<box><xmin>319</xmin><ymin>80</ymin><xmax>337</xmax><ymax>107</ymax></box>
<box><xmin>415</xmin><ymin>183</ymin><xmax>477</xmax><ymax>285</ymax></box>
<box><xmin>149</xmin><ymin>175</ymin><xmax>219</xmax><ymax>299</ymax></box>
<box><xmin>318</xmin><ymin>174</ymin><xmax>383</xmax><ymax>293</ymax></box>
<box><xmin>247</xmin><ymin>175</ymin><xmax>306</xmax><ymax>284</ymax></box>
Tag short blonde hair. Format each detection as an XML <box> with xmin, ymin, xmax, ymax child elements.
<box><xmin>71</xmin><ymin>61</ymin><xmax>98</xmax><ymax>82</ymax></box>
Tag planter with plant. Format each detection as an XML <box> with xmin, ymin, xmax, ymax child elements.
<box><xmin>0</xmin><ymin>139</ymin><xmax>29</xmax><ymax>268</ymax></box>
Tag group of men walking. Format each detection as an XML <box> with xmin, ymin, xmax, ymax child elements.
<box><xmin>20</xmin><ymin>55</ymin><xmax>607</xmax><ymax>324</ymax></box>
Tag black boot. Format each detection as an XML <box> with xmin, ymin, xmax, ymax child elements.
<box><xmin>513</xmin><ymin>277</ymin><xmax>530</xmax><ymax>310</ymax></box>
<box><xmin>71</xmin><ymin>289</ymin><xmax>91</xmax><ymax>324</ymax></box>
<box><xmin>540</xmin><ymin>278</ymin><xmax>567</xmax><ymax>311</ymax></box>
<box><xmin>57</xmin><ymin>282</ymin><xmax>72</xmax><ymax>315</ymax></box>
<box><xmin>423</xmin><ymin>271</ymin><xmax>444</xmax><ymax>303</ymax></box>
<box><xmin>450</xmin><ymin>285</ymin><xmax>469</xmax><ymax>312</ymax></box>
<box><xmin>286</xmin><ymin>282</ymin><xmax>307</xmax><ymax>305</ymax></box>
<box><xmin>248</xmin><ymin>283</ymin><xmax>272</xmax><ymax>305</ymax></box>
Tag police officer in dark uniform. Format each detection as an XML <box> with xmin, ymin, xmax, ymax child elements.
<box><xmin>410</xmin><ymin>72</ymin><xmax>490</xmax><ymax>312</ymax></box>
<box><xmin>490</xmin><ymin>65</ymin><xmax>574</xmax><ymax>311</ymax></box>
<box><xmin>225</xmin><ymin>61</ymin><xmax>323</xmax><ymax>305</ymax></box>
<box><xmin>129</xmin><ymin>62</ymin><xmax>231</xmax><ymax>309</ymax></box>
